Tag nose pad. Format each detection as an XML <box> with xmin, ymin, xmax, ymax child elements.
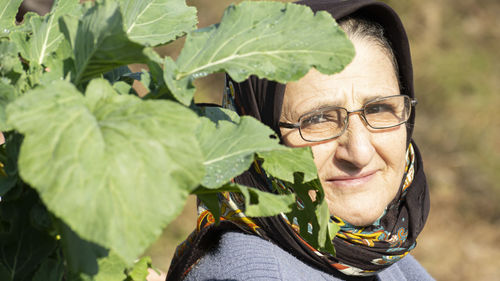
<box><xmin>334</xmin><ymin>113</ymin><xmax>375</xmax><ymax>169</ymax></box>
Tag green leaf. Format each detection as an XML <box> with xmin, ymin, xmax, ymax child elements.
<box><xmin>258</xmin><ymin>147</ymin><xmax>318</xmax><ymax>183</ymax></box>
<box><xmin>63</xmin><ymin>1</ymin><xmax>148</xmax><ymax>84</ymax></box>
<box><xmin>58</xmin><ymin>12</ymin><xmax>82</xmax><ymax>51</ymax></box>
<box><xmin>112</xmin><ymin>81</ymin><xmax>132</xmax><ymax>95</ymax></box>
<box><xmin>0</xmin><ymin>264</ymin><xmax>11</xmax><ymax>281</ymax></box>
<box><xmin>198</xmin><ymin>106</ymin><xmax>239</xmax><ymax>124</ymax></box>
<box><xmin>196</xmin><ymin>192</ymin><xmax>221</xmax><ymax>224</ymax></box>
<box><xmin>0</xmin><ymin>81</ymin><xmax>16</xmax><ymax>131</ymax></box>
<box><xmin>32</xmin><ymin>258</ymin><xmax>65</xmax><ymax>281</ymax></box>
<box><xmin>57</xmin><ymin>220</ymin><xmax>108</xmax><ymax>276</ymax></box>
<box><xmin>163</xmin><ymin>56</ymin><xmax>194</xmax><ymax>105</ymax></box>
<box><xmin>121</xmin><ymin>0</ymin><xmax>197</xmax><ymax>46</ymax></box>
<box><xmin>196</xmin><ymin>108</ymin><xmax>281</xmax><ymax>188</ymax></box>
<box><xmin>236</xmin><ymin>184</ymin><xmax>295</xmax><ymax>217</ymax></box>
<box><xmin>195</xmin><ymin>183</ymin><xmax>295</xmax><ymax>217</ymax></box>
<box><xmin>166</xmin><ymin>1</ymin><xmax>355</xmax><ymax>104</ymax></box>
<box><xmin>0</xmin><ymin>133</ymin><xmax>21</xmax><ymax>197</ymax></box>
<box><xmin>284</xmin><ymin>177</ymin><xmax>336</xmax><ymax>252</ymax></box>
<box><xmin>127</xmin><ymin>256</ymin><xmax>151</xmax><ymax>281</ymax></box>
<box><xmin>7</xmin><ymin>79</ymin><xmax>204</xmax><ymax>263</ymax></box>
<box><xmin>39</xmin><ymin>39</ymin><xmax>74</xmax><ymax>85</ymax></box>
<box><xmin>0</xmin><ymin>41</ymin><xmax>26</xmax><ymax>92</ymax></box>
<box><xmin>0</xmin><ymin>0</ymin><xmax>23</xmax><ymax>37</ymax></box>
<box><xmin>0</xmin><ymin>41</ymin><xmax>23</xmax><ymax>77</ymax></box>
<box><xmin>11</xmin><ymin>0</ymin><xmax>80</xmax><ymax>66</ymax></box>
<box><xmin>94</xmin><ymin>252</ymin><xmax>127</xmax><ymax>281</ymax></box>
<box><xmin>0</xmin><ymin>189</ymin><xmax>58</xmax><ymax>281</ymax></box>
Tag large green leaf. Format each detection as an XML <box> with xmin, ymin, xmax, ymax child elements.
<box><xmin>0</xmin><ymin>0</ymin><xmax>23</xmax><ymax>37</ymax></box>
<box><xmin>62</xmin><ymin>1</ymin><xmax>147</xmax><ymax>84</ymax></box>
<box><xmin>121</xmin><ymin>0</ymin><xmax>197</xmax><ymax>46</ymax></box>
<box><xmin>7</xmin><ymin>79</ymin><xmax>204</xmax><ymax>263</ymax></box>
<box><xmin>11</xmin><ymin>0</ymin><xmax>79</xmax><ymax>66</ymax></box>
<box><xmin>164</xmin><ymin>1</ymin><xmax>355</xmax><ymax>105</ymax></box>
<box><xmin>196</xmin><ymin>107</ymin><xmax>282</xmax><ymax>188</ymax></box>
<box><xmin>258</xmin><ymin>147</ymin><xmax>318</xmax><ymax>183</ymax></box>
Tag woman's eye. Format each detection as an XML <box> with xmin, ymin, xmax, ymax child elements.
<box><xmin>303</xmin><ymin>114</ymin><xmax>328</xmax><ymax>125</ymax></box>
<box><xmin>365</xmin><ymin>103</ymin><xmax>395</xmax><ymax>114</ymax></box>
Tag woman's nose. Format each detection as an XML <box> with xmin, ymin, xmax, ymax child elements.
<box><xmin>333</xmin><ymin>114</ymin><xmax>375</xmax><ymax>169</ymax></box>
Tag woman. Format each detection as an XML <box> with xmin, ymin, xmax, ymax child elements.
<box><xmin>167</xmin><ymin>0</ymin><xmax>431</xmax><ymax>280</ymax></box>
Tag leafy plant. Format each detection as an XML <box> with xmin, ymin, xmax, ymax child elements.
<box><xmin>0</xmin><ymin>0</ymin><xmax>354</xmax><ymax>279</ymax></box>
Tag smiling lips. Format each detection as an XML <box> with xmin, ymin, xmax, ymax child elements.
<box><xmin>325</xmin><ymin>171</ymin><xmax>378</xmax><ymax>187</ymax></box>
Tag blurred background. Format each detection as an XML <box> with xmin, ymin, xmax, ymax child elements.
<box><xmin>16</xmin><ymin>0</ymin><xmax>500</xmax><ymax>280</ymax></box>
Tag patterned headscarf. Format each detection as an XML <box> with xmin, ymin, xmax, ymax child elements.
<box><xmin>167</xmin><ymin>1</ymin><xmax>429</xmax><ymax>280</ymax></box>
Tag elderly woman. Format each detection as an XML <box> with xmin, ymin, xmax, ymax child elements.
<box><xmin>167</xmin><ymin>0</ymin><xmax>431</xmax><ymax>280</ymax></box>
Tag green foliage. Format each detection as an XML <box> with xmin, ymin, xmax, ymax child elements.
<box><xmin>0</xmin><ymin>0</ymin><xmax>24</xmax><ymax>37</ymax></box>
<box><xmin>62</xmin><ymin>1</ymin><xmax>148</xmax><ymax>84</ymax></box>
<box><xmin>258</xmin><ymin>147</ymin><xmax>318</xmax><ymax>183</ymax></box>
<box><xmin>0</xmin><ymin>189</ymin><xmax>58</xmax><ymax>281</ymax></box>
<box><xmin>0</xmin><ymin>0</ymin><xmax>354</xmax><ymax>278</ymax></box>
<box><xmin>11</xmin><ymin>0</ymin><xmax>79</xmax><ymax>66</ymax></box>
<box><xmin>7</xmin><ymin>79</ymin><xmax>204</xmax><ymax>263</ymax></box>
<box><xmin>121</xmin><ymin>0</ymin><xmax>197</xmax><ymax>46</ymax></box>
<box><xmin>0</xmin><ymin>82</ymin><xmax>16</xmax><ymax>131</ymax></box>
<box><xmin>196</xmin><ymin>107</ymin><xmax>282</xmax><ymax>188</ymax></box>
<box><xmin>195</xmin><ymin>183</ymin><xmax>296</xmax><ymax>217</ymax></box>
<box><xmin>164</xmin><ymin>1</ymin><xmax>354</xmax><ymax>104</ymax></box>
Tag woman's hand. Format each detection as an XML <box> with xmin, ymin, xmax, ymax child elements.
<box><xmin>147</xmin><ymin>268</ymin><xmax>167</xmax><ymax>281</ymax></box>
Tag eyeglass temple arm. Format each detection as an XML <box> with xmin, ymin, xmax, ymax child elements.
<box><xmin>410</xmin><ymin>99</ymin><xmax>418</xmax><ymax>106</ymax></box>
<box><xmin>278</xmin><ymin>122</ymin><xmax>300</xmax><ymax>129</ymax></box>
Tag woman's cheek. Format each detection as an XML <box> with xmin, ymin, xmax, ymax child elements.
<box><xmin>310</xmin><ymin>142</ymin><xmax>336</xmax><ymax>177</ymax></box>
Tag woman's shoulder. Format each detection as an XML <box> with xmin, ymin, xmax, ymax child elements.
<box><xmin>183</xmin><ymin>231</ymin><xmax>433</xmax><ymax>281</ymax></box>
<box><xmin>378</xmin><ymin>254</ymin><xmax>435</xmax><ymax>281</ymax></box>
<box><xmin>184</xmin><ymin>231</ymin><xmax>336</xmax><ymax>281</ymax></box>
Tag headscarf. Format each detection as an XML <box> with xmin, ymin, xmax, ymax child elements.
<box><xmin>167</xmin><ymin>0</ymin><xmax>429</xmax><ymax>280</ymax></box>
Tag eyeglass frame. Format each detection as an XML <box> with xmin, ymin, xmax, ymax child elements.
<box><xmin>278</xmin><ymin>95</ymin><xmax>418</xmax><ymax>142</ymax></box>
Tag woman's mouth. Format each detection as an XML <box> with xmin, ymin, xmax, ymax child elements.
<box><xmin>325</xmin><ymin>171</ymin><xmax>377</xmax><ymax>188</ymax></box>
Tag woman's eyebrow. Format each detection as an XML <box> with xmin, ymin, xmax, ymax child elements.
<box><xmin>294</xmin><ymin>100</ymin><xmax>343</xmax><ymax>117</ymax></box>
<box><xmin>362</xmin><ymin>94</ymin><xmax>386</xmax><ymax>103</ymax></box>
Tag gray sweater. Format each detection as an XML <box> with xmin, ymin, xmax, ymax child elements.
<box><xmin>185</xmin><ymin>232</ymin><xmax>434</xmax><ymax>281</ymax></box>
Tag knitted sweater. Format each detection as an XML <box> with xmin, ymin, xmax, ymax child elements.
<box><xmin>184</xmin><ymin>232</ymin><xmax>434</xmax><ymax>281</ymax></box>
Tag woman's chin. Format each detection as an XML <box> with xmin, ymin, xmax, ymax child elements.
<box><xmin>327</xmin><ymin>200</ymin><xmax>385</xmax><ymax>226</ymax></box>
<box><xmin>339</xmin><ymin>212</ymin><xmax>382</xmax><ymax>227</ymax></box>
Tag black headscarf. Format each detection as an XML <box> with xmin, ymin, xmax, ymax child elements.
<box><xmin>167</xmin><ymin>1</ymin><xmax>429</xmax><ymax>280</ymax></box>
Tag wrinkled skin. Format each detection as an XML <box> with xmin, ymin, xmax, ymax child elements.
<box><xmin>280</xmin><ymin>38</ymin><xmax>407</xmax><ymax>226</ymax></box>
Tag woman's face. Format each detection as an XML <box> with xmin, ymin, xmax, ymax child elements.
<box><xmin>280</xmin><ymin>38</ymin><xmax>407</xmax><ymax>226</ymax></box>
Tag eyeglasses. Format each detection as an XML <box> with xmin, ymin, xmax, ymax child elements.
<box><xmin>279</xmin><ymin>95</ymin><xmax>417</xmax><ymax>142</ymax></box>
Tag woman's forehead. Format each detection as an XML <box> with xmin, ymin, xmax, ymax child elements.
<box><xmin>282</xmin><ymin>39</ymin><xmax>399</xmax><ymax>115</ymax></box>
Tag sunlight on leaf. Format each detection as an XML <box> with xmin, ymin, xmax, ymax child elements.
<box><xmin>121</xmin><ymin>0</ymin><xmax>197</xmax><ymax>46</ymax></box>
<box><xmin>164</xmin><ymin>1</ymin><xmax>354</xmax><ymax>104</ymax></box>
<box><xmin>7</xmin><ymin>79</ymin><xmax>204</xmax><ymax>263</ymax></box>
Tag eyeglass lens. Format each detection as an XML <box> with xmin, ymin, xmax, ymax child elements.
<box><xmin>299</xmin><ymin>96</ymin><xmax>410</xmax><ymax>141</ymax></box>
